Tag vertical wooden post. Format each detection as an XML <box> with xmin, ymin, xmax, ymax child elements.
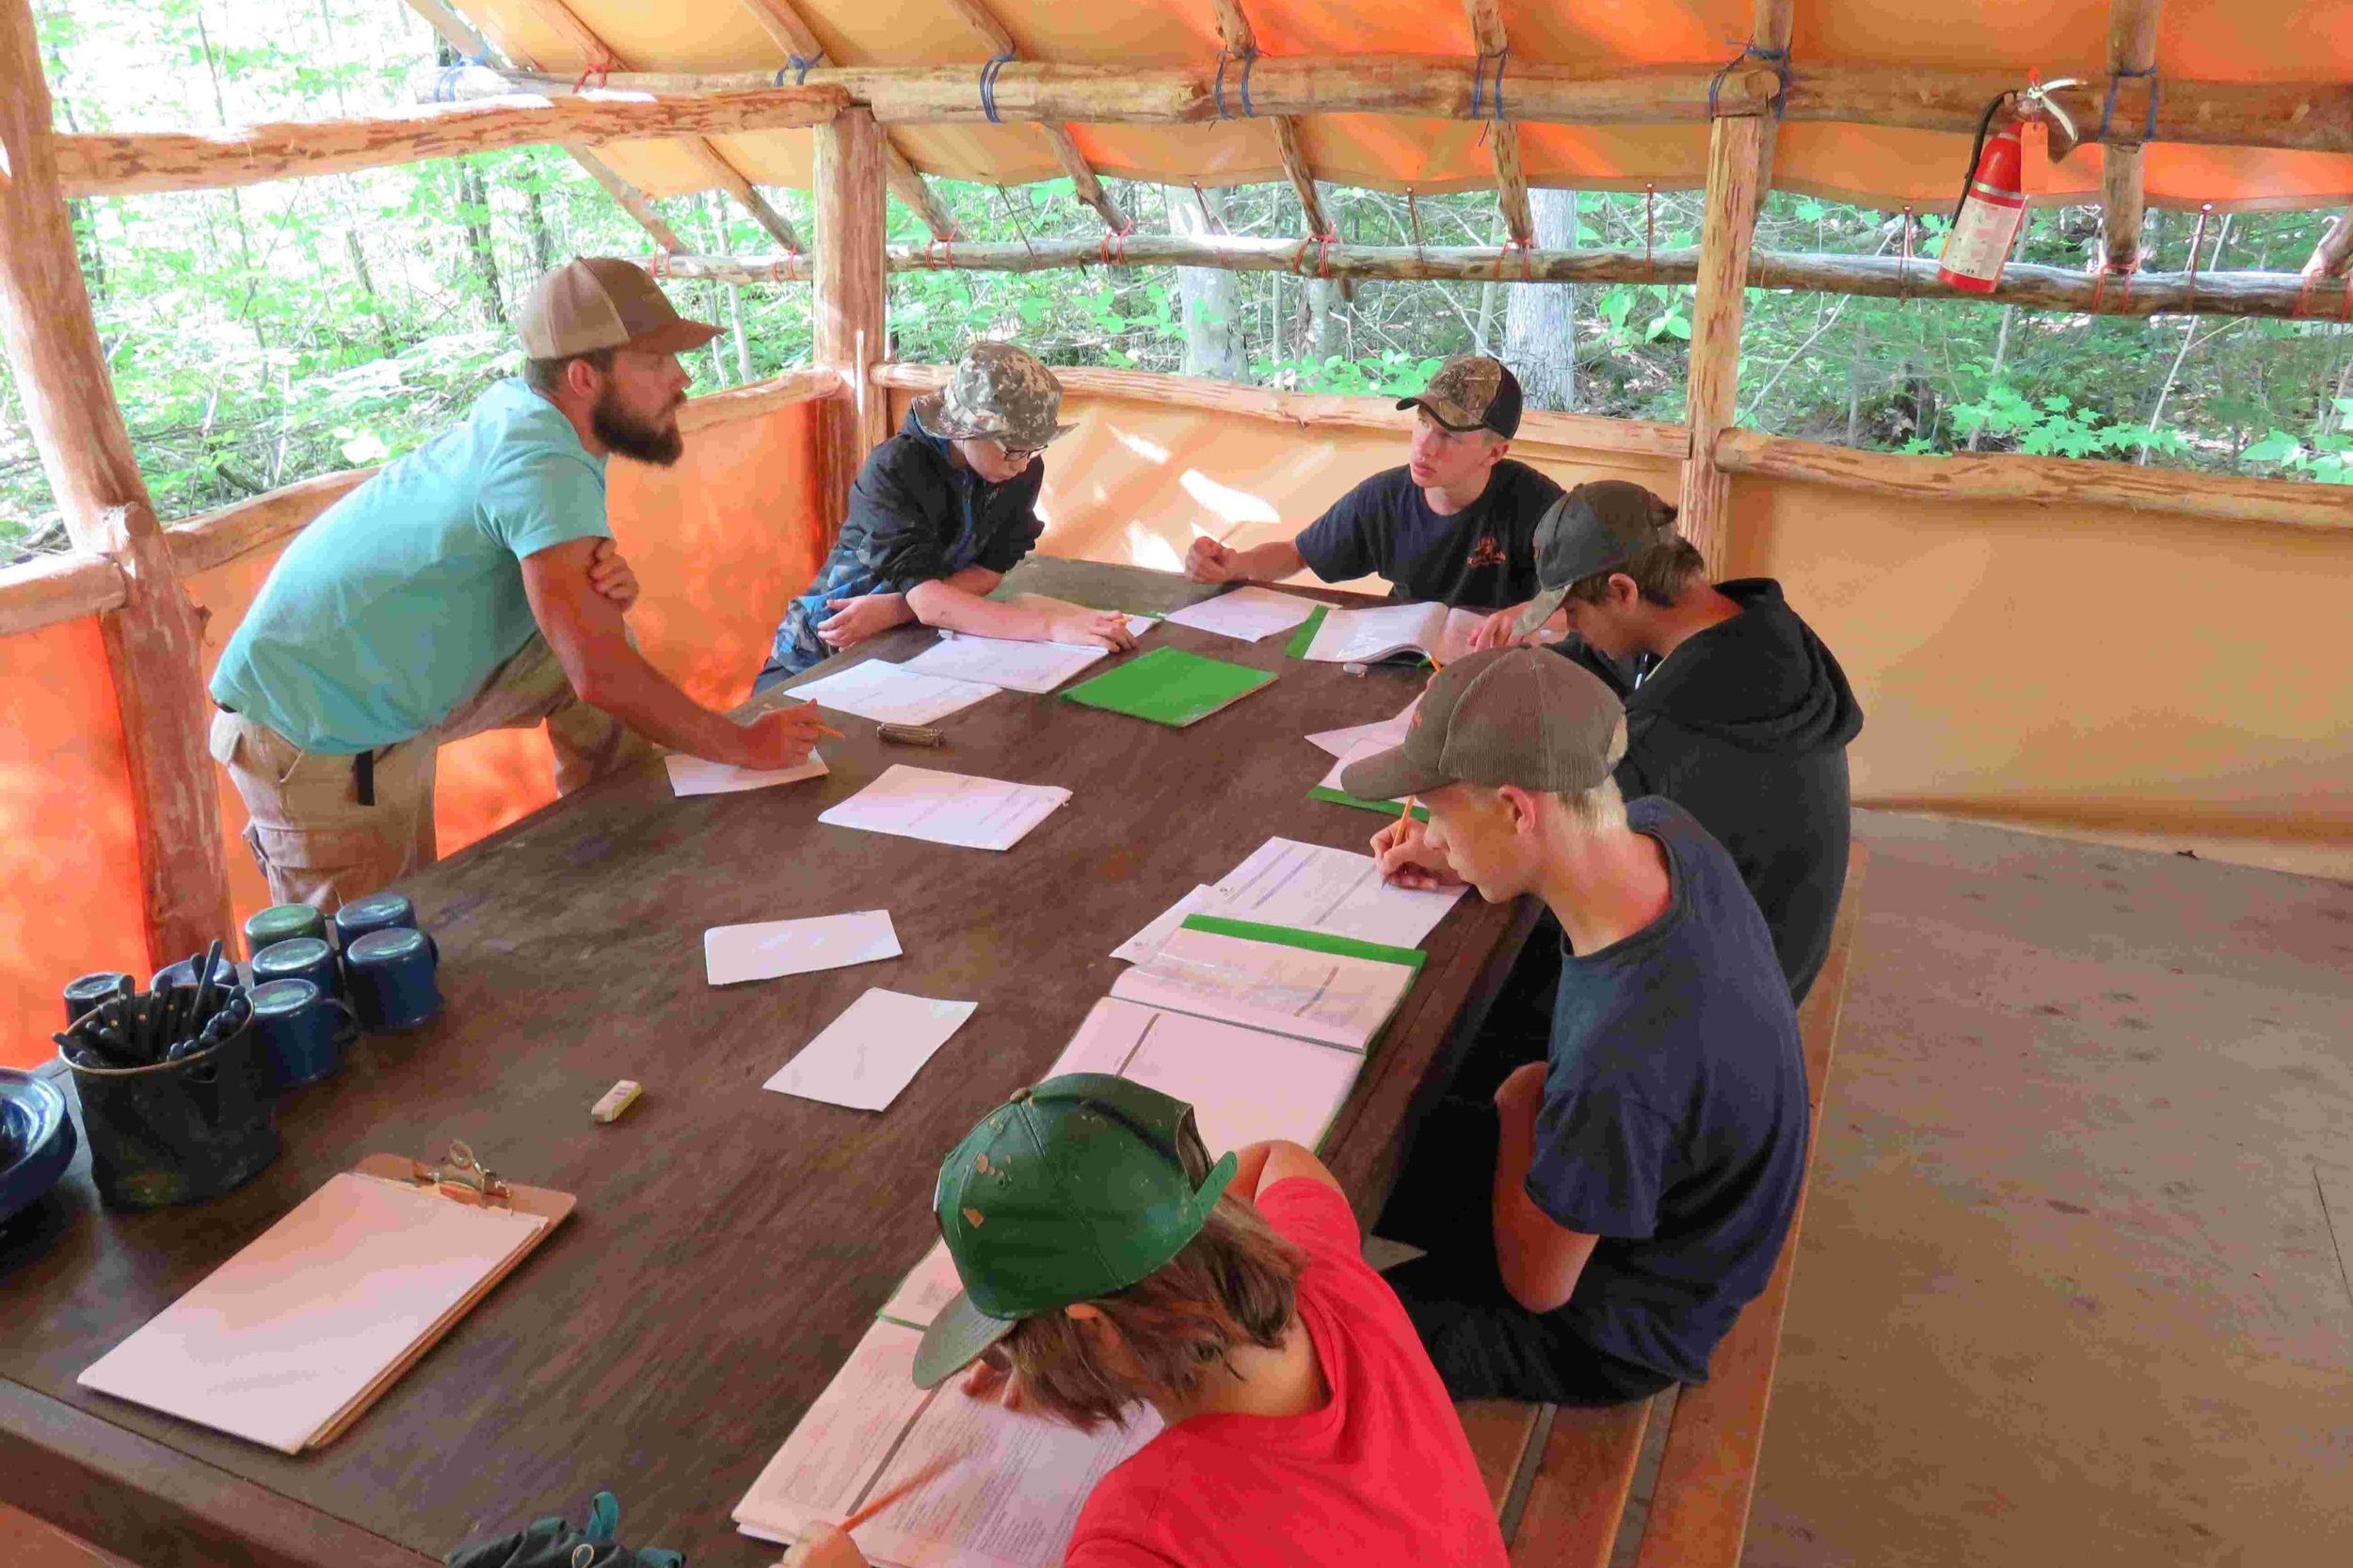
<box><xmin>813</xmin><ymin>104</ymin><xmax>889</xmax><ymax>535</ymax></box>
<box><xmin>0</xmin><ymin>0</ymin><xmax>234</xmax><ymax>965</ymax></box>
<box><xmin>2101</xmin><ymin>1</ymin><xmax>2163</xmax><ymax>273</ymax></box>
<box><xmin>1677</xmin><ymin>113</ymin><xmax>1769</xmax><ymax>572</ymax></box>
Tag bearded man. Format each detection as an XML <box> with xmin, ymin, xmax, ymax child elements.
<box><xmin>208</xmin><ymin>258</ymin><xmax>824</xmax><ymax>909</ymax></box>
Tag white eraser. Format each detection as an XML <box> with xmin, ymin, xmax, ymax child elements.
<box><xmin>591</xmin><ymin>1080</ymin><xmax>642</xmax><ymax>1124</ymax></box>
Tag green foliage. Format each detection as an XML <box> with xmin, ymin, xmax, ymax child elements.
<box><xmin>2239</xmin><ymin>400</ymin><xmax>2353</xmax><ymax>483</ymax></box>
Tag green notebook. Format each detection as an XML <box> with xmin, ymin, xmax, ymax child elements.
<box><xmin>1307</xmin><ymin>786</ymin><xmax>1432</xmax><ymax>823</ymax></box>
<box><xmin>1060</xmin><ymin>646</ymin><xmax>1276</xmax><ymax>728</ymax></box>
<box><xmin>1283</xmin><ymin>604</ymin><xmax>1331</xmax><ymax>659</ymax></box>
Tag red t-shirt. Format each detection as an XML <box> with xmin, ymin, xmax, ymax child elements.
<box><xmin>1064</xmin><ymin>1177</ymin><xmax>1509</xmax><ymax>1568</ymax></box>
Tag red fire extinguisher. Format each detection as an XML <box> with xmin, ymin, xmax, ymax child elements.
<box><xmin>1939</xmin><ymin>78</ymin><xmax>2079</xmax><ymax>295</ymax></box>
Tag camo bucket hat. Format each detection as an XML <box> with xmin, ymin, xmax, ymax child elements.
<box><xmin>911</xmin><ymin>341</ymin><xmax>1075</xmax><ymax>449</ymax></box>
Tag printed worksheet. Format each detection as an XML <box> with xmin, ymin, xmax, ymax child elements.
<box><xmin>1110</xmin><ymin>923</ymin><xmax>1417</xmax><ymax>1053</ymax></box>
<box><xmin>1211</xmin><ymin>837</ymin><xmax>1464</xmax><ymax>949</ymax></box>
<box><xmin>1304</xmin><ymin>696</ymin><xmax>1420</xmax><ymax>759</ymax></box>
<box><xmin>877</xmin><ymin>1240</ymin><xmax>967</xmax><ymax>1331</ymax></box>
<box><xmin>818</xmin><ymin>765</ymin><xmax>1071</xmax><ymax>851</ymax></box>
<box><xmin>897</xmin><ymin>633</ymin><xmax>1116</xmax><ymax>696</ymax></box>
<box><xmin>665</xmin><ymin>751</ymin><xmax>829</xmax><ymax>797</ymax></box>
<box><xmin>733</xmin><ymin>1320</ymin><xmax>938</xmax><ymax>1543</ymax></box>
<box><xmin>1300</xmin><ymin>600</ymin><xmax>1487</xmax><ymax>665</ymax></box>
<box><xmin>1160</xmin><ymin>585</ymin><xmax>1320</xmax><ymax>643</ymax></box>
<box><xmin>1109</xmin><ymin>885</ymin><xmax>1216</xmax><ymax>964</ymax></box>
<box><xmin>1048</xmin><ymin>999</ymin><xmax>1363</xmax><ymax>1158</ymax></box>
<box><xmin>704</xmin><ymin>910</ymin><xmax>902</xmax><ymax>986</ymax></box>
<box><xmin>785</xmin><ymin>661</ymin><xmax>999</xmax><ymax>725</ymax></box>
<box><xmin>763</xmin><ymin>989</ymin><xmax>978</xmax><ymax>1112</ymax></box>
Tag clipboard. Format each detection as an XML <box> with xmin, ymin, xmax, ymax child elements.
<box><xmin>79</xmin><ymin>1143</ymin><xmax>574</xmax><ymax>1454</ymax></box>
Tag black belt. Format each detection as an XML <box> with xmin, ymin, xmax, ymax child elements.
<box><xmin>219</xmin><ymin>703</ymin><xmax>378</xmax><ymax>804</ymax></box>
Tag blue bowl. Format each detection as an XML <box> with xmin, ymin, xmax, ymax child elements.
<box><xmin>0</xmin><ymin>1069</ymin><xmax>77</xmax><ymax>1227</ymax></box>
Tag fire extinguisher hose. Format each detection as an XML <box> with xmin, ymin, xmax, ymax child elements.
<box><xmin>1949</xmin><ymin>90</ymin><xmax>2019</xmax><ymax>229</ymax></box>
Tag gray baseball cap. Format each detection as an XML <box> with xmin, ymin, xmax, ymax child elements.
<box><xmin>517</xmin><ymin>257</ymin><xmax>721</xmax><ymax>360</ymax></box>
<box><xmin>911</xmin><ymin>341</ymin><xmax>1074</xmax><ymax>450</ymax></box>
<box><xmin>1513</xmin><ymin>481</ymin><xmax>1682</xmax><ymax>637</ymax></box>
<box><xmin>1340</xmin><ymin>647</ymin><xmax>1625</xmax><ymax>804</ymax></box>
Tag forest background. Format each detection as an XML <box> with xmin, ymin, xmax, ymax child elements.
<box><xmin>8</xmin><ymin>0</ymin><xmax>2353</xmax><ymax>555</ymax></box>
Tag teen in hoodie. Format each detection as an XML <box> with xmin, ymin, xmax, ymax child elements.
<box><xmin>1375</xmin><ymin>481</ymin><xmax>1863</xmax><ymax>1002</ymax></box>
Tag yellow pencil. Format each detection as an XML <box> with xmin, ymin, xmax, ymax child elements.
<box><xmin>840</xmin><ymin>1451</ymin><xmax>961</xmax><ymax>1531</ymax></box>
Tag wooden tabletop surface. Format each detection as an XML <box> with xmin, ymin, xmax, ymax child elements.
<box><xmin>0</xmin><ymin>559</ymin><xmax>1534</xmax><ymax>1568</ymax></box>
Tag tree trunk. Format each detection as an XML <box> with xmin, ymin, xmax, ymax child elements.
<box><xmin>456</xmin><ymin>162</ymin><xmax>505</xmax><ymax>327</ymax></box>
<box><xmin>344</xmin><ymin>229</ymin><xmax>396</xmax><ymax>359</ymax></box>
<box><xmin>1967</xmin><ymin>304</ymin><xmax>2015</xmax><ymax>452</ymax></box>
<box><xmin>1170</xmin><ymin>185</ymin><xmax>1245</xmax><ymax>379</ymax></box>
<box><xmin>523</xmin><ymin>179</ymin><xmax>554</xmax><ymax>278</ymax></box>
<box><xmin>1503</xmin><ymin>187</ymin><xmax>1579</xmax><ymax>410</ymax></box>
<box><xmin>1475</xmin><ymin>280</ymin><xmax>1500</xmax><ymax>354</ymax></box>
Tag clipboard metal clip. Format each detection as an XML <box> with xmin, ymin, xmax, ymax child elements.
<box><xmin>411</xmin><ymin>1140</ymin><xmax>513</xmax><ymax>1209</ymax></box>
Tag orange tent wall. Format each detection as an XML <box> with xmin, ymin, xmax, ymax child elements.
<box><xmin>0</xmin><ymin>395</ymin><xmax>825</xmax><ymax>1070</ymax></box>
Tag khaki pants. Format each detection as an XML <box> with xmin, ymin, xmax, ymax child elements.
<box><xmin>210</xmin><ymin>634</ymin><xmax>654</xmax><ymax>911</ymax></box>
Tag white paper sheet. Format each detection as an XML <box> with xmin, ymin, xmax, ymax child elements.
<box><xmin>819</xmin><ymin>765</ymin><xmax>1070</xmax><ymax>852</ymax></box>
<box><xmin>990</xmin><ymin>594</ymin><xmax>1156</xmax><ymax>644</ymax></box>
<box><xmin>664</xmin><ymin>751</ymin><xmax>829</xmax><ymax>797</ymax></box>
<box><xmin>733</xmin><ymin>1320</ymin><xmax>937</xmax><ymax>1544</ymax></box>
<box><xmin>78</xmin><ymin>1174</ymin><xmax>548</xmax><ymax>1454</ymax></box>
<box><xmin>1110</xmin><ymin>884</ymin><xmax>1217</xmax><ymax>964</ymax></box>
<box><xmin>735</xmin><ymin>1319</ymin><xmax>1159</xmax><ymax>1566</ymax></box>
<box><xmin>1110</xmin><ymin>924</ymin><xmax>1417</xmax><ymax>1053</ymax></box>
<box><xmin>1049</xmin><ymin>999</ymin><xmax>1363</xmax><ymax>1158</ymax></box>
<box><xmin>764</xmin><ymin>989</ymin><xmax>978</xmax><ymax>1112</ymax></box>
<box><xmin>1211</xmin><ymin>836</ymin><xmax>1465</xmax><ymax>950</ymax></box>
<box><xmin>1160</xmin><ymin>585</ymin><xmax>1320</xmax><ymax>643</ymax></box>
<box><xmin>705</xmin><ymin>910</ymin><xmax>902</xmax><ymax>986</ymax></box>
<box><xmin>898</xmin><ymin>633</ymin><xmax>1114</xmax><ymax>695</ymax></box>
<box><xmin>1304</xmin><ymin>696</ymin><xmax>1421</xmax><ymax>759</ymax></box>
<box><xmin>878</xmin><ymin>1240</ymin><xmax>968</xmax><ymax>1330</ymax></box>
<box><xmin>785</xmin><ymin>661</ymin><xmax>999</xmax><ymax>725</ymax></box>
<box><xmin>1300</xmin><ymin>601</ymin><xmax>1488</xmax><ymax>664</ymax></box>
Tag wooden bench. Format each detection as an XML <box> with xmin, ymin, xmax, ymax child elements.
<box><xmin>1459</xmin><ymin>849</ymin><xmax>1869</xmax><ymax>1567</ymax></box>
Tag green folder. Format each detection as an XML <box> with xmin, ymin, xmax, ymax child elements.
<box><xmin>1307</xmin><ymin>785</ymin><xmax>1432</xmax><ymax>823</ymax></box>
<box><xmin>1060</xmin><ymin>646</ymin><xmax>1276</xmax><ymax>728</ymax></box>
<box><xmin>1283</xmin><ymin>604</ymin><xmax>1330</xmax><ymax>659</ymax></box>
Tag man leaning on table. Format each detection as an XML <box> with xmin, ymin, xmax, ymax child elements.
<box><xmin>755</xmin><ymin>340</ymin><xmax>1135</xmax><ymax>688</ymax></box>
<box><xmin>209</xmin><ymin>257</ymin><xmax>826</xmax><ymax>911</ymax></box>
<box><xmin>1181</xmin><ymin>354</ymin><xmax>1562</xmax><ymax>648</ymax></box>
<box><xmin>1347</xmin><ymin>648</ymin><xmax>1809</xmax><ymax>1407</ymax></box>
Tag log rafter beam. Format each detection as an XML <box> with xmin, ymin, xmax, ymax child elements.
<box><xmin>937</xmin><ymin>0</ymin><xmax>1129</xmax><ymax>234</ymax></box>
<box><xmin>1749</xmin><ymin>0</ymin><xmax>1796</xmax><ymax>202</ymax></box>
<box><xmin>1461</xmin><ymin>0</ymin><xmax>1532</xmax><ymax>246</ymax></box>
<box><xmin>734</xmin><ymin>0</ymin><xmax>960</xmax><ymax>242</ymax></box>
<box><xmin>2100</xmin><ymin>0</ymin><xmax>2163</xmax><ymax>272</ymax></box>
<box><xmin>1209</xmin><ymin>1</ymin><xmax>1336</xmax><ymax>239</ymax></box>
<box><xmin>388</xmin><ymin>56</ymin><xmax>2353</xmax><ymax>157</ymax></box>
<box><xmin>404</xmin><ymin>0</ymin><xmax>684</xmax><ymax>250</ymax></box>
<box><xmin>469</xmin><ymin>0</ymin><xmax>809</xmax><ymax>253</ymax></box>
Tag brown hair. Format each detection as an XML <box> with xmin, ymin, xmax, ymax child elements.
<box><xmin>1000</xmin><ymin>1192</ymin><xmax>1306</xmax><ymax>1431</ymax></box>
<box><xmin>521</xmin><ymin>346</ymin><xmax>616</xmax><ymax>396</ymax></box>
<box><xmin>1564</xmin><ymin>535</ymin><xmax>1708</xmax><ymax>609</ymax></box>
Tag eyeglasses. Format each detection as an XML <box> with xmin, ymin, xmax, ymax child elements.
<box><xmin>993</xmin><ymin>440</ymin><xmax>1046</xmax><ymax>466</ymax></box>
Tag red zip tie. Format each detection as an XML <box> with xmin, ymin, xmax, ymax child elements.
<box><xmin>1100</xmin><ymin>228</ymin><xmax>1129</xmax><ymax>266</ymax></box>
<box><xmin>1312</xmin><ymin>231</ymin><xmax>1337</xmax><ymax>279</ymax></box>
<box><xmin>648</xmin><ymin>250</ymin><xmax>668</xmax><ymax>280</ymax></box>
<box><xmin>574</xmin><ymin>58</ymin><xmax>613</xmax><ymax>93</ymax></box>
<box><xmin>1497</xmin><ymin>236</ymin><xmax>1533</xmax><ymax>280</ymax></box>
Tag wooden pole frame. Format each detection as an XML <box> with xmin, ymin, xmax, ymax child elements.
<box><xmin>813</xmin><ymin>105</ymin><xmax>891</xmax><ymax>534</ymax></box>
<box><xmin>1462</xmin><ymin>0</ymin><xmax>1534</xmax><ymax>247</ymax></box>
<box><xmin>1209</xmin><ymin>2</ymin><xmax>1337</xmax><ymax>239</ymax></box>
<box><xmin>938</xmin><ymin>0</ymin><xmax>1131</xmax><ymax>234</ymax></box>
<box><xmin>1677</xmin><ymin>115</ymin><xmax>1770</xmax><ymax>570</ymax></box>
<box><xmin>0</xmin><ymin>0</ymin><xmax>234</xmax><ymax>967</ymax></box>
<box><xmin>2100</xmin><ymin>1</ymin><xmax>2164</xmax><ymax>272</ymax></box>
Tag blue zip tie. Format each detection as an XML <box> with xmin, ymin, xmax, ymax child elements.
<box><xmin>1472</xmin><ymin>47</ymin><xmax>1510</xmax><ymax>122</ymax></box>
<box><xmin>2097</xmin><ymin>64</ymin><xmax>2159</xmax><ymax>146</ymax></box>
<box><xmin>979</xmin><ymin>52</ymin><xmax>1016</xmax><ymax>124</ymax></box>
<box><xmin>430</xmin><ymin>55</ymin><xmax>487</xmax><ymax>104</ymax></box>
<box><xmin>1708</xmin><ymin>42</ymin><xmax>1790</xmax><ymax>120</ymax></box>
<box><xmin>775</xmin><ymin>53</ymin><xmax>822</xmax><ymax>88</ymax></box>
<box><xmin>1214</xmin><ymin>49</ymin><xmax>1260</xmax><ymax>120</ymax></box>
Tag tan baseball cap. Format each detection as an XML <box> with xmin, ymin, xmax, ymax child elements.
<box><xmin>1340</xmin><ymin>647</ymin><xmax>1624</xmax><ymax>804</ymax></box>
<box><xmin>517</xmin><ymin>257</ymin><xmax>721</xmax><ymax>360</ymax></box>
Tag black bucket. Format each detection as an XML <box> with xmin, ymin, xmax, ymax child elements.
<box><xmin>59</xmin><ymin>1011</ymin><xmax>280</xmax><ymax>1210</ymax></box>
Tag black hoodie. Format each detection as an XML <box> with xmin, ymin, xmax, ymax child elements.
<box><xmin>1561</xmin><ymin>579</ymin><xmax>1864</xmax><ymax>1002</ymax></box>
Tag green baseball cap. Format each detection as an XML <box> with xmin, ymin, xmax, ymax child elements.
<box><xmin>1339</xmin><ymin>646</ymin><xmax>1624</xmax><ymax>805</ymax></box>
<box><xmin>1513</xmin><ymin>481</ymin><xmax>1681</xmax><ymax>637</ymax></box>
<box><xmin>911</xmin><ymin>1073</ymin><xmax>1238</xmax><ymax>1389</ymax></box>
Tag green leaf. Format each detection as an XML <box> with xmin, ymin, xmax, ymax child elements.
<box><xmin>2239</xmin><ymin>434</ymin><xmax>2302</xmax><ymax>463</ymax></box>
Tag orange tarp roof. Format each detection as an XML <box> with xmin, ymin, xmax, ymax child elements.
<box><xmin>453</xmin><ymin>0</ymin><xmax>2353</xmax><ymax>212</ymax></box>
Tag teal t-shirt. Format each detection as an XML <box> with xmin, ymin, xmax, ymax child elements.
<box><xmin>211</xmin><ymin>379</ymin><xmax>611</xmax><ymax>753</ymax></box>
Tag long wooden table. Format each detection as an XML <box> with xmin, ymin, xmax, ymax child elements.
<box><xmin>0</xmin><ymin>559</ymin><xmax>1536</xmax><ymax>1568</ymax></box>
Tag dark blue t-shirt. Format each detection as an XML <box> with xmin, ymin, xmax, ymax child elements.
<box><xmin>1292</xmin><ymin>460</ymin><xmax>1561</xmax><ymax>608</ymax></box>
<box><xmin>1529</xmin><ymin>796</ymin><xmax>1809</xmax><ymax>1384</ymax></box>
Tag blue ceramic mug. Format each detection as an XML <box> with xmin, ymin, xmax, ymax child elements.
<box><xmin>250</xmin><ymin>936</ymin><xmax>340</xmax><ymax>1000</ymax></box>
<box><xmin>334</xmin><ymin>892</ymin><xmax>417</xmax><ymax>945</ymax></box>
<box><xmin>248</xmin><ymin>978</ymin><xmax>361</xmax><ymax>1090</ymax></box>
<box><xmin>344</xmin><ymin>926</ymin><xmax>441</xmax><ymax>1031</ymax></box>
<box><xmin>150</xmin><ymin>952</ymin><xmax>243</xmax><ymax>995</ymax></box>
<box><xmin>63</xmin><ymin>971</ymin><xmax>132</xmax><ymax>1025</ymax></box>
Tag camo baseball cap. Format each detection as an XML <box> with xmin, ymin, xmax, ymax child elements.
<box><xmin>517</xmin><ymin>257</ymin><xmax>721</xmax><ymax>360</ymax></box>
<box><xmin>1398</xmin><ymin>355</ymin><xmax>1523</xmax><ymax>439</ymax></box>
<box><xmin>911</xmin><ymin>341</ymin><xmax>1075</xmax><ymax>450</ymax></box>
<box><xmin>1513</xmin><ymin>481</ymin><xmax>1683</xmax><ymax>636</ymax></box>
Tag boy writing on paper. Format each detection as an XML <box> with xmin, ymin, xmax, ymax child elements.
<box><xmin>756</xmin><ymin>342</ymin><xmax>1136</xmax><ymax>687</ymax></box>
<box><xmin>782</xmin><ymin>1076</ymin><xmax>1509</xmax><ymax>1568</ymax></box>
<box><xmin>1180</xmin><ymin>355</ymin><xmax>1561</xmax><ymax>648</ymax></box>
<box><xmin>210</xmin><ymin>259</ymin><xmax>827</xmax><ymax>911</ymax></box>
<box><xmin>1339</xmin><ymin>649</ymin><xmax>1809</xmax><ymax>1406</ymax></box>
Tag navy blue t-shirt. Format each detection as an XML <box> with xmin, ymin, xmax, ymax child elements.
<box><xmin>1292</xmin><ymin>460</ymin><xmax>1561</xmax><ymax>608</ymax></box>
<box><xmin>1529</xmin><ymin>796</ymin><xmax>1809</xmax><ymax>1384</ymax></box>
